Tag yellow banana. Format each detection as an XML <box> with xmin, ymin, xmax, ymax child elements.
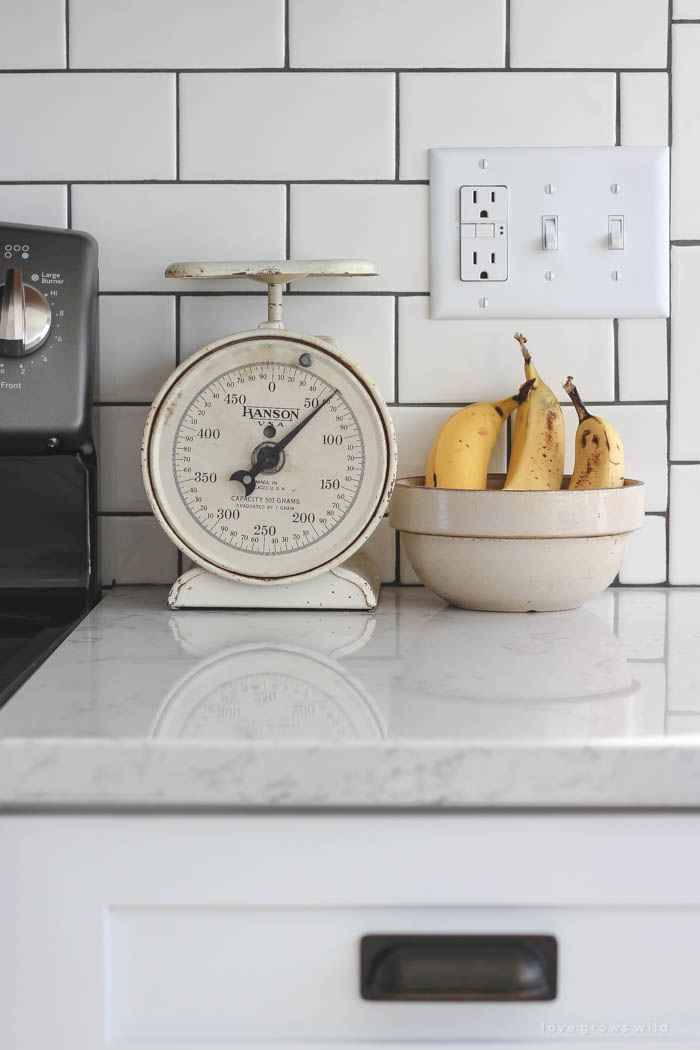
<box><xmin>504</xmin><ymin>332</ymin><xmax>565</xmax><ymax>491</ymax></box>
<box><xmin>564</xmin><ymin>376</ymin><xmax>624</xmax><ymax>489</ymax></box>
<box><xmin>427</xmin><ymin>380</ymin><xmax>534</xmax><ymax>489</ymax></box>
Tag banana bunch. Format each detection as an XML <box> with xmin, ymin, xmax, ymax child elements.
<box><xmin>564</xmin><ymin>376</ymin><xmax>624</xmax><ymax>489</ymax></box>
<box><xmin>426</xmin><ymin>379</ymin><xmax>534</xmax><ymax>489</ymax></box>
<box><xmin>424</xmin><ymin>332</ymin><xmax>625</xmax><ymax>492</ymax></box>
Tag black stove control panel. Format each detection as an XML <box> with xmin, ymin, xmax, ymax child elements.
<box><xmin>0</xmin><ymin>222</ymin><xmax>98</xmax><ymax>454</ymax></box>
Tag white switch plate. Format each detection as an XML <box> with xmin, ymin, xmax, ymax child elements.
<box><xmin>430</xmin><ymin>147</ymin><xmax>670</xmax><ymax>319</ymax></box>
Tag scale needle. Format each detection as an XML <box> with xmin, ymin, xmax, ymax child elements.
<box><xmin>230</xmin><ymin>389</ymin><xmax>338</xmax><ymax>497</ymax></box>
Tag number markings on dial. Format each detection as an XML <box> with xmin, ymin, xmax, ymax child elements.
<box><xmin>171</xmin><ymin>362</ymin><xmax>365</xmax><ymax>556</ymax></box>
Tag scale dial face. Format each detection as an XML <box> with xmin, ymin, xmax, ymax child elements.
<box><xmin>143</xmin><ymin>330</ymin><xmax>395</xmax><ymax>583</ymax></box>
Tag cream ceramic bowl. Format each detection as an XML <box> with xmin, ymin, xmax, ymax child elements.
<box><xmin>389</xmin><ymin>475</ymin><xmax>645</xmax><ymax>612</ymax></box>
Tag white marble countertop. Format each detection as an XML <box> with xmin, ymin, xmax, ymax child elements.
<box><xmin>0</xmin><ymin>584</ymin><xmax>698</xmax><ymax>809</ymax></box>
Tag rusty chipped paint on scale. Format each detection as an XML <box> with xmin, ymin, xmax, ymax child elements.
<box><xmin>164</xmin><ymin>259</ymin><xmax>379</xmax><ymax>282</ymax></box>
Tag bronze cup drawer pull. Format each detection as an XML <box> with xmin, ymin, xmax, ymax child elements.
<box><xmin>360</xmin><ymin>934</ymin><xmax>557</xmax><ymax>1002</ymax></box>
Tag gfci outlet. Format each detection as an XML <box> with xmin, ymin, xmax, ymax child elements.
<box><xmin>430</xmin><ymin>147</ymin><xmax>670</xmax><ymax>319</ymax></box>
<box><xmin>460</xmin><ymin>186</ymin><xmax>508</xmax><ymax>281</ymax></box>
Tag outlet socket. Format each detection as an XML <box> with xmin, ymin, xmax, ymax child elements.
<box><xmin>460</xmin><ymin>225</ymin><xmax>508</xmax><ymax>281</ymax></box>
<box><xmin>460</xmin><ymin>185</ymin><xmax>508</xmax><ymax>223</ymax></box>
<box><xmin>459</xmin><ymin>185</ymin><xmax>508</xmax><ymax>282</ymax></box>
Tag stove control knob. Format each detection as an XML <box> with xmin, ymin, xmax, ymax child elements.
<box><xmin>0</xmin><ymin>268</ymin><xmax>51</xmax><ymax>357</ymax></box>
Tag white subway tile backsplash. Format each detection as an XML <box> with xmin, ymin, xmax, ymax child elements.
<box><xmin>399</xmin><ymin>300</ymin><xmax>614</xmax><ymax>403</ymax></box>
<box><xmin>180</xmin><ymin>296</ymin><xmax>274</xmax><ymax>354</ymax></box>
<box><xmin>361</xmin><ymin>518</ymin><xmax>396</xmax><ymax>584</ymax></box>
<box><xmin>289</xmin><ymin>0</ymin><xmax>505</xmax><ymax>69</ymax></box>
<box><xmin>510</xmin><ymin>0</ymin><xmax>668</xmax><ymax>68</ymax></box>
<box><xmin>669</xmin><ymin>465</ymin><xmax>700</xmax><ymax>584</ymax></box>
<box><xmin>620</xmin><ymin>74</ymin><xmax>669</xmax><ymax>146</ymax></box>
<box><xmin>0</xmin><ymin>0</ymin><xmax>65</xmax><ymax>69</ymax></box>
<box><xmin>672</xmin><ymin>26</ymin><xmax>700</xmax><ymax>238</ymax></box>
<box><xmin>72</xmin><ymin>185</ymin><xmax>286</xmax><ymax>292</ymax></box>
<box><xmin>399</xmin><ymin>73</ymin><xmax>616</xmax><ymax>179</ymax></box>
<box><xmin>180</xmin><ymin>73</ymin><xmax>394</xmax><ymax>180</ymax></box>
<box><xmin>562</xmin><ymin>403</ymin><xmax>668</xmax><ymax>511</ymax></box>
<box><xmin>100</xmin><ymin>516</ymin><xmax>178</xmax><ymax>586</ymax></box>
<box><xmin>675</xmin><ymin>0</ymin><xmax>700</xmax><ymax>18</ymax></box>
<box><xmin>0</xmin><ymin>186</ymin><xmax>67</xmax><ymax>228</ymax></box>
<box><xmin>0</xmin><ymin>75</ymin><xmax>175</xmax><ymax>181</ymax></box>
<box><xmin>98</xmin><ymin>297</ymin><xmax>176</xmax><ymax>403</ymax></box>
<box><xmin>180</xmin><ymin>295</ymin><xmax>395</xmax><ymax>401</ymax></box>
<box><xmin>0</xmin><ymin>2</ymin><xmax>686</xmax><ymax>590</ymax></box>
<box><xmin>618</xmin><ymin>320</ymin><xmax>668</xmax><ymax>402</ymax></box>
<box><xmin>291</xmin><ymin>185</ymin><xmax>428</xmax><ymax>291</ymax></box>
<box><xmin>97</xmin><ymin>406</ymin><xmax>150</xmax><ymax>513</ymax></box>
<box><xmin>70</xmin><ymin>0</ymin><xmax>284</xmax><ymax>69</ymax></box>
<box><xmin>390</xmin><ymin>405</ymin><xmax>507</xmax><ymax>478</ymax></box>
<box><xmin>618</xmin><ymin>515</ymin><xmax>667</xmax><ymax>584</ymax></box>
<box><xmin>671</xmin><ymin>247</ymin><xmax>700</xmax><ymax>459</ymax></box>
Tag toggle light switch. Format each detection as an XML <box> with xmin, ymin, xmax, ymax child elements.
<box><xmin>542</xmin><ymin>215</ymin><xmax>558</xmax><ymax>251</ymax></box>
<box><xmin>608</xmin><ymin>215</ymin><xmax>624</xmax><ymax>250</ymax></box>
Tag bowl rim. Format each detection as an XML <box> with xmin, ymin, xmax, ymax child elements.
<box><xmin>389</xmin><ymin>475</ymin><xmax>646</xmax><ymax>539</ymax></box>
<box><xmin>395</xmin><ymin>474</ymin><xmax>645</xmax><ymax>494</ymax></box>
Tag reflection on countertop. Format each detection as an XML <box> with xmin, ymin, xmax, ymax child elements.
<box><xmin>0</xmin><ymin>585</ymin><xmax>697</xmax><ymax>808</ymax></box>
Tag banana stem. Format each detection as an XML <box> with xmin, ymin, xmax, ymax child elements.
<box><xmin>563</xmin><ymin>375</ymin><xmax>591</xmax><ymax>422</ymax></box>
<box><xmin>516</xmin><ymin>377</ymin><xmax>536</xmax><ymax>402</ymax></box>
<box><xmin>514</xmin><ymin>331</ymin><xmax>531</xmax><ymax>363</ymax></box>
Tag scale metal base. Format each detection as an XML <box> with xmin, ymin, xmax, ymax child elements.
<box><xmin>168</xmin><ymin>552</ymin><xmax>381</xmax><ymax>611</ymax></box>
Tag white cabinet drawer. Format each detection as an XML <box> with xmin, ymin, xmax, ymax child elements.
<box><xmin>108</xmin><ymin>904</ymin><xmax>682</xmax><ymax>1043</ymax></box>
<box><xmin>4</xmin><ymin>812</ymin><xmax>700</xmax><ymax>1048</ymax></box>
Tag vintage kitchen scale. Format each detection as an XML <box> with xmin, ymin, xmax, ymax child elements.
<box><xmin>142</xmin><ymin>261</ymin><xmax>397</xmax><ymax>610</ymax></box>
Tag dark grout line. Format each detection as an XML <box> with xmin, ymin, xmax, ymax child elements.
<box><xmin>98</xmin><ymin>511</ymin><xmax>154</xmax><ymax>517</ymax></box>
<box><xmin>671</xmin><ymin>239</ymin><xmax>700</xmax><ymax>245</ymax></box>
<box><xmin>175</xmin><ymin>73</ymin><xmax>180</xmax><ymax>180</ymax></box>
<box><xmin>394</xmin><ymin>295</ymin><xmax>399</xmax><ymax>401</ymax></box>
<box><xmin>175</xmin><ymin>294</ymin><xmax>181</xmax><ymax>366</ymax></box>
<box><xmin>613</xmin><ymin>318</ymin><xmax>620</xmax><ymax>399</ymax></box>
<box><xmin>284</xmin><ymin>0</ymin><xmax>290</xmax><ymax>69</ymax></box>
<box><xmin>395</xmin><ymin>73</ymin><xmax>400</xmax><ymax>180</ymax></box>
<box><xmin>66</xmin><ymin>183</ymin><xmax>72</xmax><ymax>228</ymax></box>
<box><xmin>0</xmin><ymin>179</ymin><xmax>430</xmax><ymax>186</ymax></box>
<box><xmin>95</xmin><ymin>398</ymin><xmax>671</xmax><ymax>409</ymax></box>
<box><xmin>390</xmin><ymin>400</ymin><xmax>668</xmax><ymax>408</ymax></box>
<box><xmin>670</xmin><ymin>459</ymin><xmax>700</xmax><ymax>465</ymax></box>
<box><xmin>285</xmin><ymin>184</ymin><xmax>291</xmax><ymax>259</ymax></box>
<box><xmin>505</xmin><ymin>0</ymin><xmax>511</xmax><ymax>68</ymax></box>
<box><xmin>0</xmin><ymin>66</ymin><xmax>672</xmax><ymax>74</ymax></box>
<box><xmin>64</xmin><ymin>0</ymin><xmax>70</xmax><ymax>69</ymax></box>
<box><xmin>615</xmin><ymin>72</ymin><xmax>621</xmax><ymax>144</ymax></box>
<box><xmin>95</xmin><ymin>289</ymin><xmax>430</xmax><ymax>297</ymax></box>
<box><xmin>666</xmin><ymin>0</ymin><xmax>673</xmax><ymax>586</ymax></box>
